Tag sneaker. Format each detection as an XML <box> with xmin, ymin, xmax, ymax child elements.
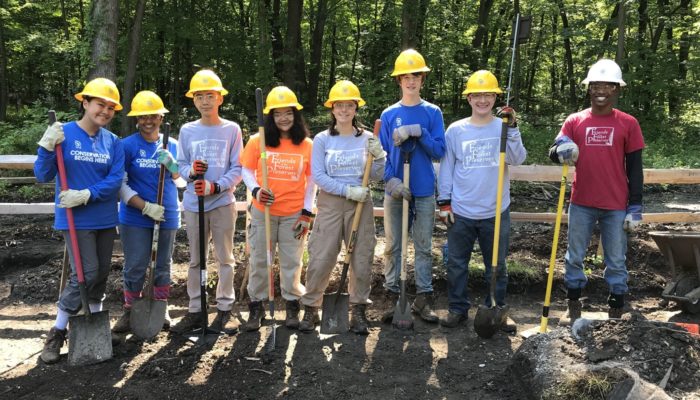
<box><xmin>350</xmin><ymin>304</ymin><xmax>369</xmax><ymax>335</ymax></box>
<box><xmin>440</xmin><ymin>311</ymin><xmax>468</xmax><ymax>328</ymax></box>
<box><xmin>500</xmin><ymin>317</ymin><xmax>518</xmax><ymax>333</ymax></box>
<box><xmin>245</xmin><ymin>301</ymin><xmax>265</xmax><ymax>332</ymax></box>
<box><xmin>299</xmin><ymin>306</ymin><xmax>320</xmax><ymax>333</ymax></box>
<box><xmin>412</xmin><ymin>293</ymin><xmax>439</xmax><ymax>323</ymax></box>
<box><xmin>40</xmin><ymin>327</ymin><xmax>67</xmax><ymax>364</ymax></box>
<box><xmin>559</xmin><ymin>299</ymin><xmax>582</xmax><ymax>326</ymax></box>
<box><xmin>285</xmin><ymin>300</ymin><xmax>301</xmax><ymax>329</ymax></box>
<box><xmin>210</xmin><ymin>310</ymin><xmax>233</xmax><ymax>332</ymax></box>
<box><xmin>112</xmin><ymin>308</ymin><xmax>131</xmax><ymax>333</ymax></box>
<box><xmin>171</xmin><ymin>312</ymin><xmax>205</xmax><ymax>333</ymax></box>
<box><xmin>162</xmin><ymin>307</ymin><xmax>172</xmax><ymax>331</ymax></box>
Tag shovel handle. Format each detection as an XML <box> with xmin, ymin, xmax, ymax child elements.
<box><xmin>488</xmin><ymin>122</ymin><xmax>508</xmax><ymax>308</ymax></box>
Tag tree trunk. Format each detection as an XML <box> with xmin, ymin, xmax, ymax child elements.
<box><xmin>556</xmin><ymin>0</ymin><xmax>576</xmax><ymax>108</ymax></box>
<box><xmin>524</xmin><ymin>14</ymin><xmax>545</xmax><ymax>113</ymax></box>
<box><xmin>350</xmin><ymin>0</ymin><xmax>360</xmax><ymax>80</ymax></box>
<box><xmin>284</xmin><ymin>0</ymin><xmax>307</xmax><ymax>101</ymax></box>
<box><xmin>401</xmin><ymin>0</ymin><xmax>427</xmax><ymax>49</ymax></box>
<box><xmin>306</xmin><ymin>0</ymin><xmax>328</xmax><ymax>112</ymax></box>
<box><xmin>596</xmin><ymin>4</ymin><xmax>618</xmax><ymax>59</ymax></box>
<box><xmin>271</xmin><ymin>0</ymin><xmax>284</xmax><ymax>81</ymax></box>
<box><xmin>255</xmin><ymin>0</ymin><xmax>273</xmax><ymax>88</ymax></box>
<box><xmin>87</xmin><ymin>0</ymin><xmax>119</xmax><ymax>81</ymax></box>
<box><xmin>670</xmin><ymin>0</ymin><xmax>691</xmax><ymax>115</ymax></box>
<box><xmin>121</xmin><ymin>0</ymin><xmax>147</xmax><ymax>135</ymax></box>
<box><xmin>329</xmin><ymin>24</ymin><xmax>337</xmax><ymax>90</ymax></box>
<box><xmin>0</xmin><ymin>0</ymin><xmax>8</xmax><ymax>121</ymax></box>
<box><xmin>469</xmin><ymin>0</ymin><xmax>494</xmax><ymax>72</ymax></box>
<box><xmin>615</xmin><ymin>0</ymin><xmax>625</xmax><ymax>65</ymax></box>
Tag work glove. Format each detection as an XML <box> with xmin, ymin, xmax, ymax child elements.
<box><xmin>345</xmin><ymin>185</ymin><xmax>369</xmax><ymax>202</ymax></box>
<box><xmin>58</xmin><ymin>189</ymin><xmax>90</xmax><ymax>208</ymax></box>
<box><xmin>189</xmin><ymin>159</ymin><xmax>208</xmax><ymax>179</ymax></box>
<box><xmin>555</xmin><ymin>136</ymin><xmax>579</xmax><ymax>166</ymax></box>
<box><xmin>252</xmin><ymin>187</ymin><xmax>275</xmax><ymax>206</ymax></box>
<box><xmin>623</xmin><ymin>204</ymin><xmax>643</xmax><ymax>232</ymax></box>
<box><xmin>292</xmin><ymin>209</ymin><xmax>314</xmax><ymax>240</ymax></box>
<box><xmin>496</xmin><ymin>106</ymin><xmax>517</xmax><ymax>128</ymax></box>
<box><xmin>367</xmin><ymin>136</ymin><xmax>386</xmax><ymax>159</ymax></box>
<box><xmin>142</xmin><ymin>201</ymin><xmax>165</xmax><ymax>221</ymax></box>
<box><xmin>156</xmin><ymin>149</ymin><xmax>178</xmax><ymax>174</ymax></box>
<box><xmin>194</xmin><ymin>179</ymin><xmax>220</xmax><ymax>196</ymax></box>
<box><xmin>437</xmin><ymin>200</ymin><xmax>454</xmax><ymax>228</ymax></box>
<box><xmin>385</xmin><ymin>177</ymin><xmax>412</xmax><ymax>201</ymax></box>
<box><xmin>38</xmin><ymin>122</ymin><xmax>65</xmax><ymax>152</ymax></box>
<box><xmin>392</xmin><ymin>124</ymin><xmax>422</xmax><ymax>146</ymax></box>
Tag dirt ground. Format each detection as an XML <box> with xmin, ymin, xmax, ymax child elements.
<box><xmin>0</xmin><ymin>183</ymin><xmax>699</xmax><ymax>399</ymax></box>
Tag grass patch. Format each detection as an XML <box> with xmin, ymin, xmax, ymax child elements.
<box><xmin>543</xmin><ymin>372</ymin><xmax>617</xmax><ymax>400</ymax></box>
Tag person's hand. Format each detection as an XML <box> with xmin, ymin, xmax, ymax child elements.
<box><xmin>345</xmin><ymin>186</ymin><xmax>369</xmax><ymax>202</ymax></box>
<box><xmin>156</xmin><ymin>149</ymin><xmax>178</xmax><ymax>174</ymax></box>
<box><xmin>190</xmin><ymin>159</ymin><xmax>208</xmax><ymax>179</ymax></box>
<box><xmin>623</xmin><ymin>204</ymin><xmax>643</xmax><ymax>232</ymax></box>
<box><xmin>367</xmin><ymin>136</ymin><xmax>386</xmax><ymax>159</ymax></box>
<box><xmin>385</xmin><ymin>177</ymin><xmax>412</xmax><ymax>201</ymax></box>
<box><xmin>496</xmin><ymin>106</ymin><xmax>517</xmax><ymax>128</ymax></box>
<box><xmin>58</xmin><ymin>189</ymin><xmax>90</xmax><ymax>208</ymax></box>
<box><xmin>142</xmin><ymin>201</ymin><xmax>165</xmax><ymax>221</ymax></box>
<box><xmin>392</xmin><ymin>124</ymin><xmax>422</xmax><ymax>146</ymax></box>
<box><xmin>194</xmin><ymin>179</ymin><xmax>220</xmax><ymax>196</ymax></box>
<box><xmin>252</xmin><ymin>187</ymin><xmax>275</xmax><ymax>206</ymax></box>
<box><xmin>438</xmin><ymin>200</ymin><xmax>454</xmax><ymax>228</ymax></box>
<box><xmin>292</xmin><ymin>209</ymin><xmax>314</xmax><ymax>240</ymax></box>
<box><xmin>38</xmin><ymin>122</ymin><xmax>65</xmax><ymax>151</ymax></box>
<box><xmin>555</xmin><ymin>136</ymin><xmax>579</xmax><ymax>166</ymax></box>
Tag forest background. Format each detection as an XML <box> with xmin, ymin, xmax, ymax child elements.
<box><xmin>0</xmin><ymin>0</ymin><xmax>698</xmax><ymax>168</ymax></box>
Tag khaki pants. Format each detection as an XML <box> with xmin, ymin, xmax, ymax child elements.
<box><xmin>184</xmin><ymin>204</ymin><xmax>236</xmax><ymax>312</ymax></box>
<box><xmin>301</xmin><ymin>191</ymin><xmax>376</xmax><ymax>307</ymax></box>
<box><xmin>247</xmin><ymin>207</ymin><xmax>306</xmax><ymax>302</ymax></box>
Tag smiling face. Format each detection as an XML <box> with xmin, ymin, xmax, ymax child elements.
<box><xmin>467</xmin><ymin>92</ymin><xmax>497</xmax><ymax>118</ymax></box>
<box><xmin>272</xmin><ymin>107</ymin><xmax>295</xmax><ymax>134</ymax></box>
<box><xmin>192</xmin><ymin>90</ymin><xmax>223</xmax><ymax>118</ymax></box>
<box><xmin>398</xmin><ymin>73</ymin><xmax>424</xmax><ymax>97</ymax></box>
<box><xmin>137</xmin><ymin>114</ymin><xmax>163</xmax><ymax>138</ymax></box>
<box><xmin>81</xmin><ymin>97</ymin><xmax>117</xmax><ymax>129</ymax></box>
<box><xmin>331</xmin><ymin>101</ymin><xmax>357</xmax><ymax>126</ymax></box>
<box><xmin>588</xmin><ymin>82</ymin><xmax>619</xmax><ymax>113</ymax></box>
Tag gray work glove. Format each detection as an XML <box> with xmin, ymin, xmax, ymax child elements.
<box><xmin>142</xmin><ymin>201</ymin><xmax>165</xmax><ymax>221</ymax></box>
<box><xmin>555</xmin><ymin>136</ymin><xmax>579</xmax><ymax>166</ymax></box>
<box><xmin>385</xmin><ymin>177</ymin><xmax>412</xmax><ymax>201</ymax></box>
<box><xmin>392</xmin><ymin>124</ymin><xmax>422</xmax><ymax>146</ymax></box>
<box><xmin>58</xmin><ymin>189</ymin><xmax>90</xmax><ymax>208</ymax></box>
<box><xmin>38</xmin><ymin>122</ymin><xmax>65</xmax><ymax>152</ymax></box>
<box><xmin>367</xmin><ymin>136</ymin><xmax>386</xmax><ymax>159</ymax></box>
<box><xmin>345</xmin><ymin>185</ymin><xmax>369</xmax><ymax>202</ymax></box>
<box><xmin>623</xmin><ymin>205</ymin><xmax>643</xmax><ymax>232</ymax></box>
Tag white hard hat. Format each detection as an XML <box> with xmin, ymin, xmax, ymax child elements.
<box><xmin>581</xmin><ymin>59</ymin><xmax>626</xmax><ymax>87</ymax></box>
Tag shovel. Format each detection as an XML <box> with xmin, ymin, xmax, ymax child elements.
<box><xmin>321</xmin><ymin>120</ymin><xmax>381</xmax><ymax>334</ymax></box>
<box><xmin>130</xmin><ymin>122</ymin><xmax>171</xmax><ymax>340</ymax></box>
<box><xmin>49</xmin><ymin>110</ymin><xmax>112</xmax><ymax>365</ymax></box>
<box><xmin>392</xmin><ymin>150</ymin><xmax>413</xmax><ymax>330</ymax></box>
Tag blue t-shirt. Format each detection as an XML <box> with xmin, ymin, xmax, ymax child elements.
<box><xmin>34</xmin><ymin>121</ymin><xmax>124</xmax><ymax>230</ymax></box>
<box><xmin>379</xmin><ymin>100</ymin><xmax>446</xmax><ymax>197</ymax></box>
<box><xmin>119</xmin><ymin>132</ymin><xmax>181</xmax><ymax>229</ymax></box>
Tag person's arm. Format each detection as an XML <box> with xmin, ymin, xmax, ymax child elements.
<box><xmin>176</xmin><ymin>127</ymin><xmax>194</xmax><ymax>182</ymax></box>
<box><xmin>241</xmin><ymin>167</ymin><xmax>259</xmax><ymax>191</ymax></box>
<box><xmin>626</xmin><ymin>149</ymin><xmax>643</xmax><ymax>206</ymax></box>
<box><xmin>87</xmin><ymin>137</ymin><xmax>125</xmax><ymax>201</ymax></box>
<box><xmin>34</xmin><ymin>147</ymin><xmax>58</xmax><ymax>183</ymax></box>
<box><xmin>505</xmin><ymin>127</ymin><xmax>527</xmax><ymax>166</ymax></box>
<box><xmin>215</xmin><ymin>125</ymin><xmax>244</xmax><ymax>190</ymax></box>
<box><xmin>416</xmin><ymin>108</ymin><xmax>446</xmax><ymax>159</ymax></box>
<box><xmin>303</xmin><ymin>174</ymin><xmax>317</xmax><ymax>211</ymax></box>
<box><xmin>437</xmin><ymin>129</ymin><xmax>455</xmax><ymax>202</ymax></box>
<box><xmin>311</xmin><ymin>134</ymin><xmax>345</xmax><ymax>196</ymax></box>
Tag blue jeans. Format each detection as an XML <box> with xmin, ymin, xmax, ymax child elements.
<box><xmin>446</xmin><ymin>208</ymin><xmax>510</xmax><ymax>315</ymax></box>
<box><xmin>564</xmin><ymin>204</ymin><xmax>628</xmax><ymax>295</ymax></box>
<box><xmin>120</xmin><ymin>225</ymin><xmax>176</xmax><ymax>297</ymax></box>
<box><xmin>383</xmin><ymin>195</ymin><xmax>435</xmax><ymax>294</ymax></box>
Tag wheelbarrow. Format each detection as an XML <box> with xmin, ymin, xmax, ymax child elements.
<box><xmin>649</xmin><ymin>231</ymin><xmax>700</xmax><ymax>314</ymax></box>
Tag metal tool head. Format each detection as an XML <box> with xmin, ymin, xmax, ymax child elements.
<box><xmin>321</xmin><ymin>292</ymin><xmax>350</xmax><ymax>334</ymax></box>
<box><xmin>67</xmin><ymin>311</ymin><xmax>112</xmax><ymax>365</ymax></box>
<box><xmin>391</xmin><ymin>298</ymin><xmax>413</xmax><ymax>331</ymax></box>
<box><xmin>130</xmin><ymin>298</ymin><xmax>167</xmax><ymax>340</ymax></box>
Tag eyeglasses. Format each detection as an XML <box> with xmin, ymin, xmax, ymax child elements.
<box><xmin>589</xmin><ymin>82</ymin><xmax>618</xmax><ymax>91</ymax></box>
<box><xmin>333</xmin><ymin>102</ymin><xmax>357</xmax><ymax>110</ymax></box>
<box><xmin>468</xmin><ymin>93</ymin><xmax>497</xmax><ymax>100</ymax></box>
<box><xmin>193</xmin><ymin>93</ymin><xmax>217</xmax><ymax>102</ymax></box>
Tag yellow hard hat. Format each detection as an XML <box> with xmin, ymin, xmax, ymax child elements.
<box><xmin>263</xmin><ymin>86</ymin><xmax>303</xmax><ymax>114</ymax></box>
<box><xmin>74</xmin><ymin>78</ymin><xmax>123</xmax><ymax>111</ymax></box>
<box><xmin>324</xmin><ymin>80</ymin><xmax>366</xmax><ymax>108</ymax></box>
<box><xmin>462</xmin><ymin>70</ymin><xmax>503</xmax><ymax>95</ymax></box>
<box><xmin>391</xmin><ymin>49</ymin><xmax>431</xmax><ymax>77</ymax></box>
<box><xmin>127</xmin><ymin>90</ymin><xmax>169</xmax><ymax>116</ymax></box>
<box><xmin>185</xmin><ymin>69</ymin><xmax>228</xmax><ymax>98</ymax></box>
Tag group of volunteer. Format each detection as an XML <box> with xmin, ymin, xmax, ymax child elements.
<box><xmin>33</xmin><ymin>48</ymin><xmax>643</xmax><ymax>364</ymax></box>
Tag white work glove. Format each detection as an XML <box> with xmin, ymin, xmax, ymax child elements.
<box><xmin>142</xmin><ymin>201</ymin><xmax>165</xmax><ymax>221</ymax></box>
<box><xmin>345</xmin><ymin>185</ymin><xmax>369</xmax><ymax>202</ymax></box>
<box><xmin>555</xmin><ymin>136</ymin><xmax>579</xmax><ymax>166</ymax></box>
<box><xmin>367</xmin><ymin>137</ymin><xmax>386</xmax><ymax>159</ymax></box>
<box><xmin>385</xmin><ymin>177</ymin><xmax>412</xmax><ymax>201</ymax></box>
<box><xmin>392</xmin><ymin>124</ymin><xmax>422</xmax><ymax>146</ymax></box>
<box><xmin>156</xmin><ymin>149</ymin><xmax>178</xmax><ymax>174</ymax></box>
<box><xmin>58</xmin><ymin>189</ymin><xmax>90</xmax><ymax>208</ymax></box>
<box><xmin>623</xmin><ymin>205</ymin><xmax>643</xmax><ymax>232</ymax></box>
<box><xmin>38</xmin><ymin>122</ymin><xmax>65</xmax><ymax>151</ymax></box>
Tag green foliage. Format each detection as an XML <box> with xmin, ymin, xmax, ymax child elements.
<box><xmin>0</xmin><ymin>105</ymin><xmax>78</xmax><ymax>155</ymax></box>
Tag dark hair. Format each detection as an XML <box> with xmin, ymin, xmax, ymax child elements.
<box><xmin>394</xmin><ymin>72</ymin><xmax>427</xmax><ymax>85</ymax></box>
<box><xmin>263</xmin><ymin>108</ymin><xmax>310</xmax><ymax>147</ymax></box>
<box><xmin>327</xmin><ymin>107</ymin><xmax>366</xmax><ymax>137</ymax></box>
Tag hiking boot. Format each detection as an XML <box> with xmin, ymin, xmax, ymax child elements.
<box><xmin>245</xmin><ymin>301</ymin><xmax>265</xmax><ymax>332</ymax></box>
<box><xmin>608</xmin><ymin>307</ymin><xmax>623</xmax><ymax>319</ymax></box>
<box><xmin>299</xmin><ymin>306</ymin><xmax>320</xmax><ymax>333</ymax></box>
<box><xmin>350</xmin><ymin>304</ymin><xmax>369</xmax><ymax>335</ymax></box>
<box><xmin>559</xmin><ymin>299</ymin><xmax>582</xmax><ymax>326</ymax></box>
<box><xmin>497</xmin><ymin>305</ymin><xmax>517</xmax><ymax>333</ymax></box>
<box><xmin>112</xmin><ymin>308</ymin><xmax>131</xmax><ymax>333</ymax></box>
<box><xmin>381</xmin><ymin>291</ymin><xmax>400</xmax><ymax>323</ymax></box>
<box><xmin>171</xmin><ymin>312</ymin><xmax>205</xmax><ymax>333</ymax></box>
<box><xmin>412</xmin><ymin>292</ymin><xmax>439</xmax><ymax>323</ymax></box>
<box><xmin>210</xmin><ymin>310</ymin><xmax>233</xmax><ymax>332</ymax></box>
<box><xmin>285</xmin><ymin>300</ymin><xmax>301</xmax><ymax>330</ymax></box>
<box><xmin>40</xmin><ymin>327</ymin><xmax>67</xmax><ymax>364</ymax></box>
<box><xmin>608</xmin><ymin>293</ymin><xmax>624</xmax><ymax>319</ymax></box>
<box><xmin>440</xmin><ymin>311</ymin><xmax>467</xmax><ymax>328</ymax></box>
<box><xmin>162</xmin><ymin>307</ymin><xmax>172</xmax><ymax>331</ymax></box>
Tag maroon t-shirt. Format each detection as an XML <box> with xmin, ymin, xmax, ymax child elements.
<box><xmin>559</xmin><ymin>108</ymin><xmax>645</xmax><ymax>210</ymax></box>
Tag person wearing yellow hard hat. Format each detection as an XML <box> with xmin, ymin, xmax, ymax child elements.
<box><xmin>111</xmin><ymin>90</ymin><xmax>180</xmax><ymax>334</ymax></box>
<box><xmin>296</xmin><ymin>80</ymin><xmax>385</xmax><ymax>334</ymax></box>
<box><xmin>379</xmin><ymin>49</ymin><xmax>445</xmax><ymax>324</ymax></box>
<box><xmin>240</xmin><ymin>86</ymin><xmax>315</xmax><ymax>332</ymax></box>
<box><xmin>436</xmin><ymin>70</ymin><xmax>526</xmax><ymax>330</ymax></box>
<box><xmin>172</xmin><ymin>69</ymin><xmax>244</xmax><ymax>334</ymax></box>
<box><xmin>550</xmin><ymin>59</ymin><xmax>644</xmax><ymax>324</ymax></box>
<box><xmin>34</xmin><ymin>77</ymin><xmax>125</xmax><ymax>364</ymax></box>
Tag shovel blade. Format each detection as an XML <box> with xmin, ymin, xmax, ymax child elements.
<box><xmin>130</xmin><ymin>299</ymin><xmax>167</xmax><ymax>340</ymax></box>
<box><xmin>320</xmin><ymin>292</ymin><xmax>349</xmax><ymax>334</ymax></box>
<box><xmin>68</xmin><ymin>311</ymin><xmax>112</xmax><ymax>366</ymax></box>
<box><xmin>474</xmin><ymin>304</ymin><xmax>506</xmax><ymax>339</ymax></box>
<box><xmin>392</xmin><ymin>300</ymin><xmax>413</xmax><ymax>330</ymax></box>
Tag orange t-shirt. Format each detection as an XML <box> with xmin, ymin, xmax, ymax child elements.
<box><xmin>240</xmin><ymin>134</ymin><xmax>313</xmax><ymax>216</ymax></box>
